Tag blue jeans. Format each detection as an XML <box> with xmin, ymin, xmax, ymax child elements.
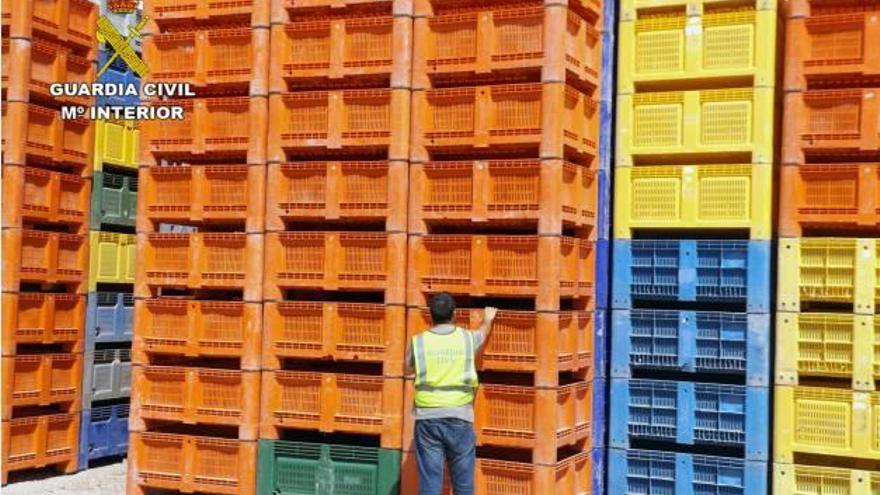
<box><xmin>415</xmin><ymin>418</ymin><xmax>476</xmax><ymax>495</ymax></box>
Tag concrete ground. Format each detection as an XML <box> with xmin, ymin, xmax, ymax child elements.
<box><xmin>3</xmin><ymin>459</ymin><xmax>126</xmax><ymax>495</ymax></box>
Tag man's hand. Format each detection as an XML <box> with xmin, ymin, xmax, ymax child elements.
<box><xmin>484</xmin><ymin>307</ymin><xmax>498</xmax><ymax>323</ymax></box>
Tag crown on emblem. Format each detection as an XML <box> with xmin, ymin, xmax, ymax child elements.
<box><xmin>108</xmin><ymin>0</ymin><xmax>137</xmax><ymax>13</ymax></box>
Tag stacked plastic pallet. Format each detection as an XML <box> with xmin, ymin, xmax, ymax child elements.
<box><xmin>774</xmin><ymin>0</ymin><xmax>880</xmax><ymax>492</ymax></box>
<box><xmin>1</xmin><ymin>0</ymin><xmax>98</xmax><ymax>484</ymax></box>
<box><xmin>256</xmin><ymin>0</ymin><xmax>411</xmax><ymax>492</ymax></box>
<box><xmin>609</xmin><ymin>0</ymin><xmax>778</xmax><ymax>492</ymax></box>
<box><xmin>399</xmin><ymin>0</ymin><xmax>605</xmax><ymax>493</ymax></box>
<box><xmin>78</xmin><ymin>3</ymin><xmax>142</xmax><ymax>471</ymax></box>
<box><xmin>128</xmin><ymin>1</ymin><xmax>269</xmax><ymax>494</ymax></box>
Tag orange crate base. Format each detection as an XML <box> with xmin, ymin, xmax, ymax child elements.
<box><xmin>2</xmin><ymin>413</ymin><xmax>80</xmax><ymax>485</ymax></box>
<box><xmin>2</xmin><ymin>165</ymin><xmax>91</xmax><ymax>234</ymax></box>
<box><xmin>2</xmin><ymin>354</ymin><xmax>82</xmax><ymax>420</ymax></box>
<box><xmin>2</xmin><ymin>293</ymin><xmax>85</xmax><ymax>356</ymax></box>
<box><xmin>260</xmin><ymin>372</ymin><xmax>403</xmax><ymax>449</ymax></box>
<box><xmin>271</xmin><ymin>0</ymin><xmax>413</xmax><ymax>24</ymax></box>
<box><xmin>144</xmin><ymin>0</ymin><xmax>270</xmax><ymax>31</ymax></box>
<box><xmin>127</xmin><ymin>433</ymin><xmax>256</xmax><ymax>495</ymax></box>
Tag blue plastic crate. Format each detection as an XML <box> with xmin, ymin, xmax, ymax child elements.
<box><xmin>596</xmin><ymin>238</ymin><xmax>611</xmax><ymax>311</ymax></box>
<box><xmin>592</xmin><ymin>448</ymin><xmax>605</xmax><ymax>495</ymax></box>
<box><xmin>82</xmin><ymin>347</ymin><xmax>132</xmax><ymax>407</ymax></box>
<box><xmin>594</xmin><ymin>309</ymin><xmax>607</xmax><ymax>380</ymax></box>
<box><xmin>97</xmin><ymin>50</ymin><xmax>141</xmax><ymax>107</ymax></box>
<box><xmin>610</xmin><ymin>379</ymin><xmax>769</xmax><ymax>461</ymax></box>
<box><xmin>608</xmin><ymin>448</ymin><xmax>768</xmax><ymax>495</ymax></box>
<box><xmin>593</xmin><ymin>376</ymin><xmax>607</xmax><ymax>449</ymax></box>
<box><xmin>611</xmin><ymin>310</ymin><xmax>770</xmax><ymax>386</ymax></box>
<box><xmin>611</xmin><ymin>240</ymin><xmax>772</xmax><ymax>312</ymax></box>
<box><xmin>78</xmin><ymin>403</ymin><xmax>129</xmax><ymax>469</ymax></box>
<box><xmin>86</xmin><ymin>291</ymin><xmax>134</xmax><ymax>347</ymax></box>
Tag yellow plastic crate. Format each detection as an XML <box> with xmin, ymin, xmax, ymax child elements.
<box><xmin>618</xmin><ymin>6</ymin><xmax>778</xmax><ymax>93</ymax></box>
<box><xmin>778</xmin><ymin>238</ymin><xmax>879</xmax><ymax>315</ymax></box>
<box><xmin>614</xmin><ymin>163</ymin><xmax>773</xmax><ymax>239</ymax></box>
<box><xmin>774</xmin><ymin>463</ymin><xmax>880</xmax><ymax>495</ymax></box>
<box><xmin>776</xmin><ymin>312</ymin><xmax>879</xmax><ymax>391</ymax></box>
<box><xmin>774</xmin><ymin>385</ymin><xmax>880</xmax><ymax>463</ymax></box>
<box><xmin>88</xmin><ymin>231</ymin><xmax>136</xmax><ymax>290</ymax></box>
<box><xmin>621</xmin><ymin>0</ymin><xmax>779</xmax><ymax>20</ymax></box>
<box><xmin>616</xmin><ymin>87</ymin><xmax>776</xmax><ymax>166</ymax></box>
<box><xmin>94</xmin><ymin>120</ymin><xmax>139</xmax><ymax>171</ymax></box>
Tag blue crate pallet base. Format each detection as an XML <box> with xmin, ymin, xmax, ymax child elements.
<box><xmin>609</xmin><ymin>378</ymin><xmax>769</xmax><ymax>461</ymax></box>
<box><xmin>86</xmin><ymin>291</ymin><xmax>134</xmax><ymax>347</ymax></box>
<box><xmin>608</xmin><ymin>448</ymin><xmax>768</xmax><ymax>495</ymax></box>
<box><xmin>78</xmin><ymin>403</ymin><xmax>130</xmax><ymax>470</ymax></box>
<box><xmin>612</xmin><ymin>240</ymin><xmax>772</xmax><ymax>312</ymax></box>
<box><xmin>611</xmin><ymin>309</ymin><xmax>770</xmax><ymax>386</ymax></box>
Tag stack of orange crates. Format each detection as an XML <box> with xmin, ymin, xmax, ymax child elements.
<box><xmin>401</xmin><ymin>0</ymin><xmax>604</xmax><ymax>492</ymax></box>
<box><xmin>128</xmin><ymin>1</ymin><xmax>270</xmax><ymax>494</ymax></box>
<box><xmin>774</xmin><ymin>0</ymin><xmax>880</xmax><ymax>491</ymax></box>
<box><xmin>260</xmin><ymin>0</ymin><xmax>411</xmax><ymax>479</ymax></box>
<box><xmin>1</xmin><ymin>0</ymin><xmax>98</xmax><ymax>484</ymax></box>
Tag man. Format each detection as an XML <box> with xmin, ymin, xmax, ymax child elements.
<box><xmin>404</xmin><ymin>292</ymin><xmax>498</xmax><ymax>495</ymax></box>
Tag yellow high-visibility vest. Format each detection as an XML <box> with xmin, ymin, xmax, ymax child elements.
<box><xmin>412</xmin><ymin>327</ymin><xmax>478</xmax><ymax>408</ymax></box>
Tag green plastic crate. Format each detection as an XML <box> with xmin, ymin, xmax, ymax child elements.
<box><xmin>90</xmin><ymin>169</ymin><xmax>138</xmax><ymax>229</ymax></box>
<box><xmin>257</xmin><ymin>440</ymin><xmax>401</xmax><ymax>495</ymax></box>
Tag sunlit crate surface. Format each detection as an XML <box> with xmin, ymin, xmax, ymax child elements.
<box><xmin>614</xmin><ymin>164</ymin><xmax>774</xmax><ymax>239</ymax></box>
<box><xmin>78</xmin><ymin>403</ymin><xmax>128</xmax><ymax>469</ymax></box>
<box><xmin>777</xmin><ymin>238</ymin><xmax>879</xmax><ymax>315</ymax></box>
<box><xmin>2</xmin><ymin>37</ymin><xmax>95</xmax><ymax>106</ymax></box>
<box><xmin>610</xmin><ymin>378</ymin><xmax>769</xmax><ymax>460</ymax></box>
<box><xmin>616</xmin><ymin>87</ymin><xmax>776</xmax><ymax>166</ymax></box>
<box><xmin>411</xmin><ymin>0</ymin><xmax>601</xmax><ymax>91</ymax></box>
<box><xmin>2</xmin><ymin>229</ymin><xmax>89</xmax><ymax>294</ymax></box>
<box><xmin>608</xmin><ymin>448</ymin><xmax>768</xmax><ymax>495</ymax></box>
<box><xmin>774</xmin><ymin>463</ymin><xmax>880</xmax><ymax>495</ymax></box>
<box><xmin>618</xmin><ymin>4</ymin><xmax>778</xmax><ymax>92</ymax></box>
<box><xmin>127</xmin><ymin>432</ymin><xmax>257</xmax><ymax>495</ymax></box>
<box><xmin>408</xmin><ymin>159</ymin><xmax>598</xmax><ymax>236</ymax></box>
<box><xmin>132</xmin><ymin>298</ymin><xmax>262</xmax><ymax>370</ymax></box>
<box><xmin>611</xmin><ymin>309</ymin><xmax>770</xmax><ymax>385</ymax></box>
<box><xmin>129</xmin><ymin>366</ymin><xmax>260</xmax><ymax>440</ymax></box>
<box><xmin>612</xmin><ymin>239</ymin><xmax>772</xmax><ymax>312</ymax></box>
<box><xmin>779</xmin><ymin>164</ymin><xmax>880</xmax><ymax>237</ymax></box>
<box><xmin>93</xmin><ymin>120</ymin><xmax>138</xmax><ymax>171</ymax></box>
<box><xmin>407</xmin><ymin>307</ymin><xmax>596</xmax><ymax>387</ymax></box>
<box><xmin>1</xmin><ymin>165</ymin><xmax>90</xmax><ymax>233</ymax></box>
<box><xmin>0</xmin><ymin>0</ymin><xmax>97</xmax><ymax>56</ymax></box>
<box><xmin>3</xmin><ymin>101</ymin><xmax>94</xmax><ymax>171</ymax></box>
<box><xmin>88</xmin><ymin>231</ymin><xmax>136</xmax><ymax>290</ymax></box>
<box><xmin>82</xmin><ymin>347</ymin><xmax>131</xmax><ymax>405</ymax></box>
<box><xmin>1</xmin><ymin>293</ymin><xmax>85</xmax><ymax>355</ymax></box>
<box><xmin>263</xmin><ymin>302</ymin><xmax>404</xmax><ymax>376</ymax></box>
<box><xmin>1</xmin><ymin>413</ymin><xmax>80</xmax><ymax>484</ymax></box>
<box><xmin>775</xmin><ymin>385</ymin><xmax>880</xmax><ymax>462</ymax></box>
<box><xmin>1</xmin><ymin>353</ymin><xmax>82</xmax><ymax>419</ymax></box>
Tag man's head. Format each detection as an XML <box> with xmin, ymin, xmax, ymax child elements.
<box><xmin>429</xmin><ymin>292</ymin><xmax>456</xmax><ymax>325</ymax></box>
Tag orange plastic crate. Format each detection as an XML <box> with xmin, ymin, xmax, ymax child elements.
<box><xmin>411</xmin><ymin>82</ymin><xmax>597</xmax><ymax>162</ymax></box>
<box><xmin>779</xmin><ymin>163</ymin><xmax>880</xmax><ymax>236</ymax></box>
<box><xmin>400</xmin><ymin>449</ymin><xmax>592</xmax><ymax>495</ymax></box>
<box><xmin>785</xmin><ymin>5</ymin><xmax>880</xmax><ymax>90</ymax></box>
<box><xmin>263</xmin><ymin>231</ymin><xmax>406</xmax><ymax>303</ymax></box>
<box><xmin>135</xmin><ymin>232</ymin><xmax>264</xmax><ymax>301</ymax></box>
<box><xmin>413</xmin><ymin>2</ymin><xmax>600</xmax><ymax>91</ymax></box>
<box><xmin>265</xmin><ymin>161</ymin><xmax>408</xmax><ymax>231</ymax></box>
<box><xmin>1</xmin><ymin>0</ymin><xmax>97</xmax><ymax>56</ymax></box>
<box><xmin>137</xmin><ymin>164</ymin><xmax>266</xmax><ymax>233</ymax></box>
<box><xmin>129</xmin><ymin>366</ymin><xmax>260</xmax><ymax>440</ymax></box>
<box><xmin>1</xmin><ymin>293</ymin><xmax>85</xmax><ymax>356</ymax></box>
<box><xmin>1</xmin><ymin>37</ymin><xmax>95</xmax><ymax>105</ymax></box>
<box><xmin>2</xmin><ymin>165</ymin><xmax>90</xmax><ymax>233</ymax></box>
<box><xmin>2</xmin><ymin>229</ymin><xmax>88</xmax><ymax>293</ymax></box>
<box><xmin>141</xmin><ymin>97</ymin><xmax>267</xmax><ymax>164</ymax></box>
<box><xmin>145</xmin><ymin>0</ymin><xmax>270</xmax><ymax>29</ymax></box>
<box><xmin>260</xmin><ymin>372</ymin><xmax>403</xmax><ymax>448</ymax></box>
<box><xmin>267</xmin><ymin>88</ymin><xmax>410</xmax><ymax>161</ymax></box>
<box><xmin>783</xmin><ymin>89</ymin><xmax>880</xmax><ymax>164</ymax></box>
<box><xmin>409</xmin><ymin>159</ymin><xmax>597</xmax><ymax>235</ymax></box>
<box><xmin>402</xmin><ymin>379</ymin><xmax>591</xmax><ymax>464</ymax></box>
<box><xmin>263</xmin><ymin>301</ymin><xmax>405</xmax><ymax>375</ymax></box>
<box><xmin>127</xmin><ymin>432</ymin><xmax>256</xmax><ymax>495</ymax></box>
<box><xmin>407</xmin><ymin>234</ymin><xmax>595</xmax><ymax>309</ymax></box>
<box><xmin>270</xmin><ymin>16</ymin><xmax>412</xmax><ymax>90</ymax></box>
<box><xmin>144</xmin><ymin>27</ymin><xmax>269</xmax><ymax>95</ymax></box>
<box><xmin>1</xmin><ymin>353</ymin><xmax>82</xmax><ymax>419</ymax></box>
<box><xmin>271</xmin><ymin>0</ymin><xmax>411</xmax><ymax>23</ymax></box>
<box><xmin>407</xmin><ymin>307</ymin><xmax>593</xmax><ymax>387</ymax></box>
<box><xmin>1</xmin><ymin>413</ymin><xmax>79</xmax><ymax>484</ymax></box>
<box><xmin>132</xmin><ymin>299</ymin><xmax>262</xmax><ymax>370</ymax></box>
<box><xmin>3</xmin><ymin>101</ymin><xmax>94</xmax><ymax>170</ymax></box>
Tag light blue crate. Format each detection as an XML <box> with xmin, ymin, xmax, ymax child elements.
<box><xmin>608</xmin><ymin>448</ymin><xmax>768</xmax><ymax>495</ymax></box>
<box><xmin>86</xmin><ymin>292</ymin><xmax>134</xmax><ymax>348</ymax></box>
<box><xmin>78</xmin><ymin>403</ymin><xmax>129</xmax><ymax>470</ymax></box>
<box><xmin>609</xmin><ymin>379</ymin><xmax>769</xmax><ymax>461</ymax></box>
<box><xmin>611</xmin><ymin>240</ymin><xmax>772</xmax><ymax>312</ymax></box>
<box><xmin>82</xmin><ymin>347</ymin><xmax>132</xmax><ymax>407</ymax></box>
<box><xmin>611</xmin><ymin>310</ymin><xmax>770</xmax><ymax>386</ymax></box>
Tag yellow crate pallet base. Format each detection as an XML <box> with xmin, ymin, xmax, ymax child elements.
<box><xmin>774</xmin><ymin>463</ymin><xmax>880</xmax><ymax>495</ymax></box>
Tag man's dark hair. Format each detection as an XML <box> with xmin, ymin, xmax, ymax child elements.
<box><xmin>429</xmin><ymin>292</ymin><xmax>456</xmax><ymax>325</ymax></box>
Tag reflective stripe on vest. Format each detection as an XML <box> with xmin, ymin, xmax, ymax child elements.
<box><xmin>412</xmin><ymin>327</ymin><xmax>477</xmax><ymax>408</ymax></box>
